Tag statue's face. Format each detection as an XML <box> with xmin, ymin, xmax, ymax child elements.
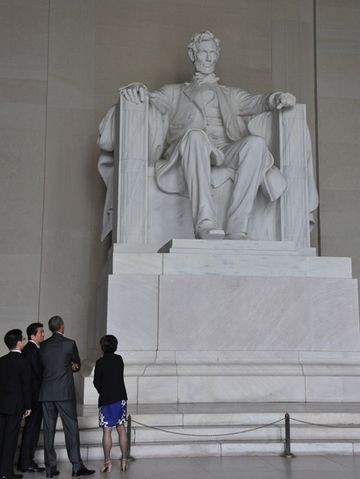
<box><xmin>193</xmin><ymin>39</ymin><xmax>219</xmax><ymax>75</ymax></box>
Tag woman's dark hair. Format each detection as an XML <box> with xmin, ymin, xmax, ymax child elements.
<box><xmin>100</xmin><ymin>334</ymin><xmax>118</xmax><ymax>353</ymax></box>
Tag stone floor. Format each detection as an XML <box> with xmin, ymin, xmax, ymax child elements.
<box><xmin>27</xmin><ymin>456</ymin><xmax>360</xmax><ymax>479</ymax></box>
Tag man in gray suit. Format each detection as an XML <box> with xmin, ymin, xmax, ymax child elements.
<box><xmin>39</xmin><ymin>316</ymin><xmax>94</xmax><ymax>478</ymax></box>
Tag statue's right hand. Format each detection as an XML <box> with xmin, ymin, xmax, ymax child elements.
<box><xmin>122</xmin><ymin>85</ymin><xmax>146</xmax><ymax>104</ymax></box>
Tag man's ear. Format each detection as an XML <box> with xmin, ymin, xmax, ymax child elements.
<box><xmin>188</xmin><ymin>48</ymin><xmax>195</xmax><ymax>63</ymax></box>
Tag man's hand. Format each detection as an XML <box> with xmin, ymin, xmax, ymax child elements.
<box><xmin>274</xmin><ymin>92</ymin><xmax>296</xmax><ymax>110</ymax></box>
<box><xmin>122</xmin><ymin>84</ymin><xmax>146</xmax><ymax>104</ymax></box>
<box><xmin>24</xmin><ymin>409</ymin><xmax>31</xmax><ymax>417</ymax></box>
<box><xmin>71</xmin><ymin>362</ymin><xmax>79</xmax><ymax>372</ymax></box>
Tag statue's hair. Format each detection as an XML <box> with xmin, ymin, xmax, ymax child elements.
<box><xmin>188</xmin><ymin>31</ymin><xmax>220</xmax><ymax>61</ymax></box>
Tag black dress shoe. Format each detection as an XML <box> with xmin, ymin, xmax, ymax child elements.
<box><xmin>72</xmin><ymin>467</ymin><xmax>95</xmax><ymax>477</ymax></box>
<box><xmin>45</xmin><ymin>471</ymin><xmax>59</xmax><ymax>478</ymax></box>
<box><xmin>31</xmin><ymin>468</ymin><xmax>45</xmax><ymax>473</ymax></box>
<box><xmin>30</xmin><ymin>464</ymin><xmax>45</xmax><ymax>473</ymax></box>
<box><xmin>13</xmin><ymin>474</ymin><xmax>23</xmax><ymax>479</ymax></box>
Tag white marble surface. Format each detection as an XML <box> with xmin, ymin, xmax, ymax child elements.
<box><xmin>107</xmin><ymin>275</ymin><xmax>159</xmax><ymax>351</ymax></box>
<box><xmin>305</xmin><ymin>376</ymin><xmax>360</xmax><ymax>402</ymax></box>
<box><xmin>83</xmin><ymin>242</ymin><xmax>360</xmax><ymax>404</ymax></box>
<box><xmin>116</xmin><ymin>90</ymin><xmax>149</xmax><ymax>243</ymax></box>
<box><xmin>174</xmin><ymin>350</ymin><xmax>301</xmax><ymax>364</ymax></box>
<box><xmin>112</xmin><ymin>253</ymin><xmax>162</xmax><ymax>274</ymax></box>
<box><xmin>279</xmin><ymin>105</ymin><xmax>310</xmax><ymax>248</ymax></box>
<box><xmin>138</xmin><ymin>376</ymin><xmax>178</xmax><ymax>403</ymax></box>
<box><xmin>110</xmin><ymin>240</ymin><xmax>352</xmax><ymax>277</ymax></box>
<box><xmin>162</xmin><ymin>239</ymin><xmax>301</xmax><ymax>253</ymax></box>
<box><xmin>177</xmin><ymin>376</ymin><xmax>306</xmax><ymax>403</ymax></box>
<box><xmin>158</xmin><ymin>275</ymin><xmax>360</xmax><ymax>351</ymax></box>
<box><xmin>93</xmin><ymin>229</ymin><xmax>360</xmax><ymax>406</ymax></box>
<box><xmin>162</xmin><ymin>253</ymin><xmax>352</xmax><ymax>277</ymax></box>
<box><xmin>300</xmin><ymin>351</ymin><xmax>360</xmax><ymax>375</ymax></box>
<box><xmin>34</xmin><ymin>456</ymin><xmax>360</xmax><ymax>476</ymax></box>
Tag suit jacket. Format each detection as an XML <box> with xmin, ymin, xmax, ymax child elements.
<box><xmin>22</xmin><ymin>341</ymin><xmax>42</xmax><ymax>407</ymax></box>
<box><xmin>150</xmin><ymin>81</ymin><xmax>286</xmax><ymax>201</ymax></box>
<box><xmin>93</xmin><ymin>353</ymin><xmax>127</xmax><ymax>407</ymax></box>
<box><xmin>39</xmin><ymin>333</ymin><xmax>81</xmax><ymax>402</ymax></box>
<box><xmin>0</xmin><ymin>352</ymin><xmax>31</xmax><ymax>415</ymax></box>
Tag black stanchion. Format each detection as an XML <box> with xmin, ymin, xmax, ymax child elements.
<box><xmin>281</xmin><ymin>412</ymin><xmax>295</xmax><ymax>458</ymax></box>
<box><xmin>126</xmin><ymin>415</ymin><xmax>135</xmax><ymax>461</ymax></box>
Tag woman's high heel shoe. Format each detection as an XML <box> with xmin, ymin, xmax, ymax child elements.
<box><xmin>120</xmin><ymin>458</ymin><xmax>128</xmax><ymax>472</ymax></box>
<box><xmin>100</xmin><ymin>460</ymin><xmax>112</xmax><ymax>473</ymax></box>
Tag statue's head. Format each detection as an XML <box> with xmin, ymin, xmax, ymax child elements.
<box><xmin>188</xmin><ymin>31</ymin><xmax>220</xmax><ymax>75</ymax></box>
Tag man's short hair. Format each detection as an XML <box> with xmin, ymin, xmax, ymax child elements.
<box><xmin>188</xmin><ymin>31</ymin><xmax>220</xmax><ymax>60</ymax></box>
<box><xmin>4</xmin><ymin>329</ymin><xmax>23</xmax><ymax>350</ymax></box>
<box><xmin>26</xmin><ymin>322</ymin><xmax>43</xmax><ymax>340</ymax></box>
<box><xmin>48</xmin><ymin>315</ymin><xmax>64</xmax><ymax>333</ymax></box>
<box><xmin>100</xmin><ymin>335</ymin><xmax>118</xmax><ymax>354</ymax></box>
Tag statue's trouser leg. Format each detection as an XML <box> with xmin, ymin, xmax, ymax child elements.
<box><xmin>222</xmin><ymin>136</ymin><xmax>268</xmax><ymax>235</ymax></box>
<box><xmin>179</xmin><ymin>130</ymin><xmax>217</xmax><ymax>233</ymax></box>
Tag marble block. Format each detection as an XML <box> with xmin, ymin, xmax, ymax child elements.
<box><xmin>158</xmin><ymin>275</ymin><xmax>360</xmax><ymax>351</ymax></box>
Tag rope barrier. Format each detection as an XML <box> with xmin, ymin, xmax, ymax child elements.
<box><xmin>290</xmin><ymin>417</ymin><xmax>357</xmax><ymax>429</ymax></box>
<box><xmin>130</xmin><ymin>417</ymin><xmax>284</xmax><ymax>438</ymax></box>
<box><xmin>126</xmin><ymin>412</ymin><xmax>358</xmax><ymax>461</ymax></box>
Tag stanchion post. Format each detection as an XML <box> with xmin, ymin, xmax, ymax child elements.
<box><xmin>126</xmin><ymin>414</ymin><xmax>135</xmax><ymax>461</ymax></box>
<box><xmin>281</xmin><ymin>412</ymin><xmax>295</xmax><ymax>458</ymax></box>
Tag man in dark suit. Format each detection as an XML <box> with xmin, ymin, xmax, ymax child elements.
<box><xmin>0</xmin><ymin>329</ymin><xmax>31</xmax><ymax>479</ymax></box>
<box><xmin>39</xmin><ymin>316</ymin><xmax>94</xmax><ymax>478</ymax></box>
<box><xmin>18</xmin><ymin>323</ymin><xmax>46</xmax><ymax>473</ymax></box>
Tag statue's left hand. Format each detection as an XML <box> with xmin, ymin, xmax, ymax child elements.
<box><xmin>275</xmin><ymin>92</ymin><xmax>296</xmax><ymax>110</ymax></box>
<box><xmin>121</xmin><ymin>84</ymin><xmax>146</xmax><ymax>104</ymax></box>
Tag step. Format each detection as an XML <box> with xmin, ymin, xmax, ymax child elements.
<box><xmin>111</xmin><ymin>239</ymin><xmax>352</xmax><ymax>278</ymax></box>
<box><xmin>26</xmin><ymin>403</ymin><xmax>360</xmax><ymax>459</ymax></box>
<box><xmin>33</xmin><ymin>439</ymin><xmax>360</xmax><ymax>461</ymax></box>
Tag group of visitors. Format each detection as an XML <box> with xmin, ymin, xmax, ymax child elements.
<box><xmin>0</xmin><ymin>316</ymin><xmax>128</xmax><ymax>479</ymax></box>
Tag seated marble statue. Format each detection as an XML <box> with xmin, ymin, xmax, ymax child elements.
<box><xmin>98</xmin><ymin>30</ymin><xmax>318</xmax><ymax>241</ymax></box>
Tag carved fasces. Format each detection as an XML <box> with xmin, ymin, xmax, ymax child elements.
<box><xmin>278</xmin><ymin>105</ymin><xmax>310</xmax><ymax>248</ymax></box>
<box><xmin>114</xmin><ymin>84</ymin><xmax>149</xmax><ymax>243</ymax></box>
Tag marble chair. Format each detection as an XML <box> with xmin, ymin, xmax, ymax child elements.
<box><xmin>98</xmin><ymin>87</ymin><xmax>317</xmax><ymax>249</ymax></box>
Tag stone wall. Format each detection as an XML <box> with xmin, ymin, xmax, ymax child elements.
<box><xmin>316</xmin><ymin>1</ymin><xmax>360</xmax><ymax>281</ymax></box>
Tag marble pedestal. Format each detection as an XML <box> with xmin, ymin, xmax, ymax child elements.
<box><xmin>81</xmin><ymin>240</ymin><xmax>360</xmax><ymax>404</ymax></box>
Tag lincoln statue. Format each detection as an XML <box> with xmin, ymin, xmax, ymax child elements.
<box><xmin>98</xmin><ymin>31</ymin><xmax>318</xmax><ymax>241</ymax></box>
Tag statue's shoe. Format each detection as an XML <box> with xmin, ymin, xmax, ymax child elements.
<box><xmin>196</xmin><ymin>228</ymin><xmax>225</xmax><ymax>240</ymax></box>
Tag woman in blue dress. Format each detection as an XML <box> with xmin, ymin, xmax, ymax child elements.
<box><xmin>93</xmin><ymin>335</ymin><xmax>128</xmax><ymax>472</ymax></box>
